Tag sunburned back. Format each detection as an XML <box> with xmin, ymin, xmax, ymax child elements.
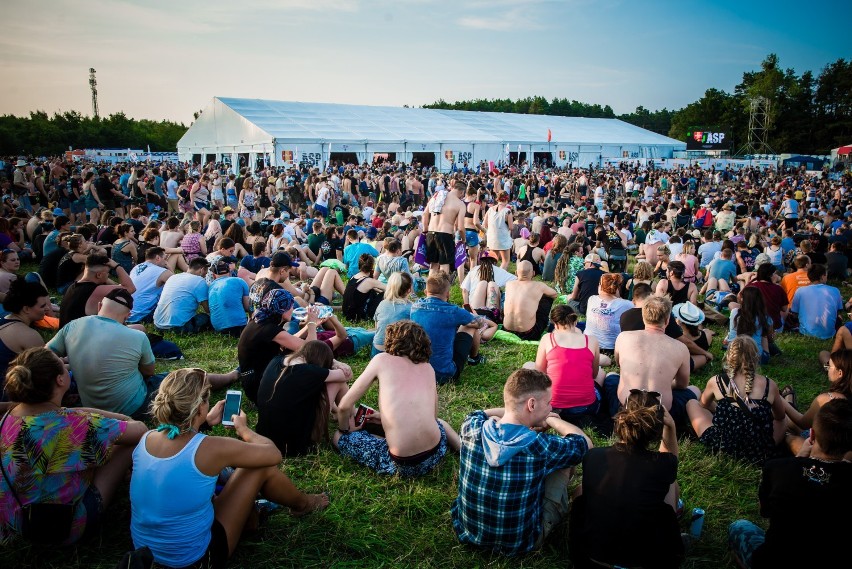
<box><xmin>160</xmin><ymin>230</ymin><xmax>183</xmax><ymax>249</ymax></box>
<box><xmin>503</xmin><ymin>281</ymin><xmax>543</xmax><ymax>331</ymax></box>
<box><xmin>375</xmin><ymin>354</ymin><xmax>440</xmax><ymax>456</ymax></box>
<box><xmin>615</xmin><ymin>330</ymin><xmax>689</xmax><ymax>412</ymax></box>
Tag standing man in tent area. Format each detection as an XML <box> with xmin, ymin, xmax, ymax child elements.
<box><xmin>422</xmin><ymin>180</ymin><xmax>466</xmax><ymax>278</ymax></box>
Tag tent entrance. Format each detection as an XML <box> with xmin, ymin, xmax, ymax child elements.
<box><xmin>412</xmin><ymin>152</ymin><xmax>435</xmax><ymax>168</ymax></box>
<box><xmin>329</xmin><ymin>152</ymin><xmax>358</xmax><ymax>166</ymax></box>
<box><xmin>509</xmin><ymin>152</ymin><xmax>527</xmax><ymax>165</ymax></box>
<box><xmin>192</xmin><ymin>154</ymin><xmax>202</xmax><ymax>165</ymax></box>
<box><xmin>373</xmin><ymin>153</ymin><xmax>396</xmax><ymax>164</ymax></box>
<box><xmin>533</xmin><ymin>152</ymin><xmax>553</xmax><ymax>167</ymax></box>
<box><xmin>204</xmin><ymin>154</ymin><xmax>216</xmax><ymax>165</ymax></box>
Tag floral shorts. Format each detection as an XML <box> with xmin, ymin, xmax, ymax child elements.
<box><xmin>337</xmin><ymin>421</ymin><xmax>447</xmax><ymax>477</ymax></box>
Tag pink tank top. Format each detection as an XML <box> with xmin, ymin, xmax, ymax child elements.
<box><xmin>546</xmin><ymin>333</ymin><xmax>596</xmax><ymax>409</ymax></box>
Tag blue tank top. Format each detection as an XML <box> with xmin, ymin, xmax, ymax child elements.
<box><xmin>130</xmin><ymin>431</ymin><xmax>217</xmax><ymax>567</ymax></box>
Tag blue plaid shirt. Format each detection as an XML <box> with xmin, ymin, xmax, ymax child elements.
<box><xmin>451</xmin><ymin>410</ymin><xmax>589</xmax><ymax>554</ymax></box>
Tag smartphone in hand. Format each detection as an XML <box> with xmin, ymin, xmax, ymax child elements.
<box><xmin>354</xmin><ymin>404</ymin><xmax>376</xmax><ymax>427</ymax></box>
<box><xmin>221</xmin><ymin>390</ymin><xmax>242</xmax><ymax>427</ymax></box>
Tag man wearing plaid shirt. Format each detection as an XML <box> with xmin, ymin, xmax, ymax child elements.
<box><xmin>451</xmin><ymin>368</ymin><xmax>592</xmax><ymax>554</ymax></box>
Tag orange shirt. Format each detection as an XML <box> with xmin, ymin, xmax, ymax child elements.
<box><xmin>780</xmin><ymin>270</ymin><xmax>811</xmax><ymax>304</ymax></box>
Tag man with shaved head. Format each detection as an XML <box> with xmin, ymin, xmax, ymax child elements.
<box><xmin>502</xmin><ymin>260</ymin><xmax>558</xmax><ymax>341</ymax></box>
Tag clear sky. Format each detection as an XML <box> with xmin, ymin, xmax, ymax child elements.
<box><xmin>2</xmin><ymin>0</ymin><xmax>849</xmax><ymax>124</ymax></box>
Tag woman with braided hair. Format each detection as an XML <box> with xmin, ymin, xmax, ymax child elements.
<box><xmin>553</xmin><ymin>242</ymin><xmax>585</xmax><ymax>295</ymax></box>
<box><xmin>686</xmin><ymin>336</ymin><xmax>786</xmax><ymax>465</ymax></box>
<box><xmin>129</xmin><ymin>368</ymin><xmax>328</xmax><ymax>568</ymax></box>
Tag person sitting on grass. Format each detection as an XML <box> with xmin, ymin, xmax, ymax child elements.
<box><xmin>728</xmin><ymin>399</ymin><xmax>852</xmax><ymax>569</ymax></box>
<box><xmin>411</xmin><ymin>271</ymin><xmax>494</xmax><ymax>385</ymax></box>
<box><xmin>699</xmin><ymin>248</ymin><xmax>738</xmax><ymax>295</ymax></box>
<box><xmin>451</xmin><ymin>368</ymin><xmax>592</xmax><ymax>555</ymax></box>
<box><xmin>527</xmin><ymin>304</ymin><xmax>603</xmax><ymax>426</ymax></box>
<box><xmin>502</xmin><ymin>260</ymin><xmax>558</xmax><ymax>342</ymax></box>
<box><xmin>670</xmin><ymin>301</ymin><xmax>715</xmax><ymax>371</ymax></box>
<box><xmin>256</xmin><ymin>340</ymin><xmax>350</xmax><ymax>457</ymax></box>
<box><xmin>0</xmin><ymin>347</ymin><xmax>146</xmax><ymax>546</ymax></box>
<box><xmin>130</xmin><ymin>368</ymin><xmax>329</xmax><ymax>569</ymax></box>
<box><xmin>341</xmin><ymin>253</ymin><xmax>385</xmax><ymax>322</ymax></box>
<box><xmin>0</xmin><ymin>280</ymin><xmax>51</xmax><ymax>391</ymax></box>
<box><xmin>789</xmin><ymin>264</ymin><xmax>844</xmax><ymax>340</ymax></box>
<box><xmin>605</xmin><ymin>295</ymin><xmax>698</xmax><ymax>434</ymax></box>
<box><xmin>569</xmin><ymin>390</ymin><xmax>684</xmax><ymax>569</ymax></box>
<box><xmin>782</xmin><ymin>348</ymin><xmax>852</xmax><ymax>457</ymax></box>
<box><xmin>460</xmin><ymin>249</ymin><xmax>516</xmax><ymax>323</ymax></box>
<box><xmin>372</xmin><ymin>272</ymin><xmax>414</xmax><ymax>356</ymax></box>
<box><xmin>334</xmin><ymin>320</ymin><xmax>460</xmax><ymax>476</ymax></box>
<box><xmin>686</xmin><ymin>336</ymin><xmax>786</xmax><ymax>466</ymax></box>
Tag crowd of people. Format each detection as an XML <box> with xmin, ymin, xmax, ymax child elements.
<box><xmin>1</xmin><ymin>154</ymin><xmax>851</xmax><ymax>568</ymax></box>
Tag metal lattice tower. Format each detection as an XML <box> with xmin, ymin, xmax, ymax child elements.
<box><xmin>736</xmin><ymin>96</ymin><xmax>774</xmax><ymax>156</ymax></box>
<box><xmin>89</xmin><ymin>68</ymin><xmax>99</xmax><ymax>118</ymax></box>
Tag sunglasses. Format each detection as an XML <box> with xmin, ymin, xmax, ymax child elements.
<box><xmin>629</xmin><ymin>388</ymin><xmax>661</xmax><ymax>400</ymax></box>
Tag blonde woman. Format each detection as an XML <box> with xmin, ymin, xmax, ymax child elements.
<box><xmin>129</xmin><ymin>369</ymin><xmax>328</xmax><ymax>568</ymax></box>
<box><xmin>675</xmin><ymin>240</ymin><xmax>701</xmax><ymax>284</ymax></box>
<box><xmin>624</xmin><ymin>261</ymin><xmax>654</xmax><ymax>301</ymax></box>
<box><xmin>686</xmin><ymin>335</ymin><xmax>786</xmax><ymax>465</ymax></box>
<box><xmin>371</xmin><ymin>272</ymin><xmax>414</xmax><ymax>355</ymax></box>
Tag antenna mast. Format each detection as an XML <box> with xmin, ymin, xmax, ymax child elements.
<box><xmin>736</xmin><ymin>96</ymin><xmax>774</xmax><ymax>156</ymax></box>
<box><xmin>89</xmin><ymin>68</ymin><xmax>99</xmax><ymax>118</ymax></box>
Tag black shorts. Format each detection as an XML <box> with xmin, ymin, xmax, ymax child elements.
<box><xmin>170</xmin><ymin>518</ymin><xmax>229</xmax><ymax>569</ymax></box>
<box><xmin>426</xmin><ymin>231</ymin><xmax>454</xmax><ymax>265</ymax></box>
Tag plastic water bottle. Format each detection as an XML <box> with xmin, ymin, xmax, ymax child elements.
<box><xmin>689</xmin><ymin>508</ymin><xmax>705</xmax><ymax>538</ymax></box>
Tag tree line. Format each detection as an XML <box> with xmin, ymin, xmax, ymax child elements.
<box><xmin>0</xmin><ymin>111</ymin><xmax>187</xmax><ymax>157</ymax></box>
<box><xmin>425</xmin><ymin>55</ymin><xmax>851</xmax><ymax>155</ymax></box>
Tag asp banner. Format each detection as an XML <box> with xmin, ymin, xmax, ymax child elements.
<box><xmin>686</xmin><ymin>129</ymin><xmax>730</xmax><ymax>151</ymax></box>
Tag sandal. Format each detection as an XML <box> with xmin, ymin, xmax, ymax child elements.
<box><xmin>780</xmin><ymin>385</ymin><xmax>798</xmax><ymax>411</ymax></box>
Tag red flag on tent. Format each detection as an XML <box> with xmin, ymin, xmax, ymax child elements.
<box><xmin>547</xmin><ymin>129</ymin><xmax>552</xmax><ymax>142</ymax></box>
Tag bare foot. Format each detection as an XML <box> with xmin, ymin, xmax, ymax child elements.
<box><xmin>290</xmin><ymin>492</ymin><xmax>329</xmax><ymax>517</ymax></box>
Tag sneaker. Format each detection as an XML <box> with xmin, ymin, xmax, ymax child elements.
<box><xmin>467</xmin><ymin>354</ymin><xmax>486</xmax><ymax>366</ymax></box>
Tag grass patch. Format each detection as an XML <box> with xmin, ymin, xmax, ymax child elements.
<box><xmin>8</xmin><ymin>263</ymin><xmax>845</xmax><ymax>568</ymax></box>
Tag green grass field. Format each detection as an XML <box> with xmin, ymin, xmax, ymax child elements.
<box><xmin>6</xmin><ymin>265</ymin><xmax>843</xmax><ymax>569</ymax></box>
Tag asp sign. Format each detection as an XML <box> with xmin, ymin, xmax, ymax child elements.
<box><xmin>686</xmin><ymin>129</ymin><xmax>729</xmax><ymax>150</ymax></box>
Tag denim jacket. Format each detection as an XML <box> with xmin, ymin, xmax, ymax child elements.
<box><xmin>411</xmin><ymin>296</ymin><xmax>475</xmax><ymax>376</ymax></box>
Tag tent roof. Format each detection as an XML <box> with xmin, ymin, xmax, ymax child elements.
<box><xmin>184</xmin><ymin>97</ymin><xmax>685</xmax><ymax>147</ymax></box>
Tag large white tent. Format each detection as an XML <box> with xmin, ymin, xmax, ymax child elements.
<box><xmin>177</xmin><ymin>97</ymin><xmax>686</xmax><ymax>171</ymax></box>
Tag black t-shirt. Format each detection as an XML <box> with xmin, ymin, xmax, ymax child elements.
<box><xmin>574</xmin><ymin>268</ymin><xmax>604</xmax><ymax>314</ymax></box>
<box><xmin>94</xmin><ymin>177</ymin><xmax>116</xmax><ymax>202</ymax></box>
<box><xmin>320</xmin><ymin>237</ymin><xmax>344</xmax><ymax>262</ymax></box>
<box><xmin>237</xmin><ymin>319</ymin><xmax>286</xmax><ymax>404</ymax></box>
<box><xmin>39</xmin><ymin>247</ymin><xmax>66</xmax><ymax>289</ymax></box>
<box><xmin>59</xmin><ymin>281</ymin><xmax>98</xmax><ymax>328</ymax></box>
<box><xmin>619</xmin><ymin>307</ymin><xmax>683</xmax><ymax>339</ymax></box>
<box><xmin>572</xmin><ymin>447</ymin><xmax>682</xmax><ymax>568</ymax></box>
<box><xmin>826</xmin><ymin>251</ymin><xmax>848</xmax><ymax>279</ymax></box>
<box><xmin>753</xmin><ymin>458</ymin><xmax>852</xmax><ymax>568</ymax></box>
<box><xmin>255</xmin><ymin>358</ymin><xmax>329</xmax><ymax>457</ymax></box>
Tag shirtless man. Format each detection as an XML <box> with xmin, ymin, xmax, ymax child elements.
<box><xmin>463</xmin><ymin>186</ymin><xmax>485</xmax><ymax>270</ymax></box>
<box><xmin>334</xmin><ymin>320</ymin><xmax>461</xmax><ymax>477</ymax></box>
<box><xmin>605</xmin><ymin>295</ymin><xmax>699</xmax><ymax>433</ymax></box>
<box><xmin>421</xmin><ymin>180</ymin><xmax>466</xmax><ymax>277</ymax></box>
<box><xmin>502</xmin><ymin>261</ymin><xmax>558</xmax><ymax>341</ymax></box>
